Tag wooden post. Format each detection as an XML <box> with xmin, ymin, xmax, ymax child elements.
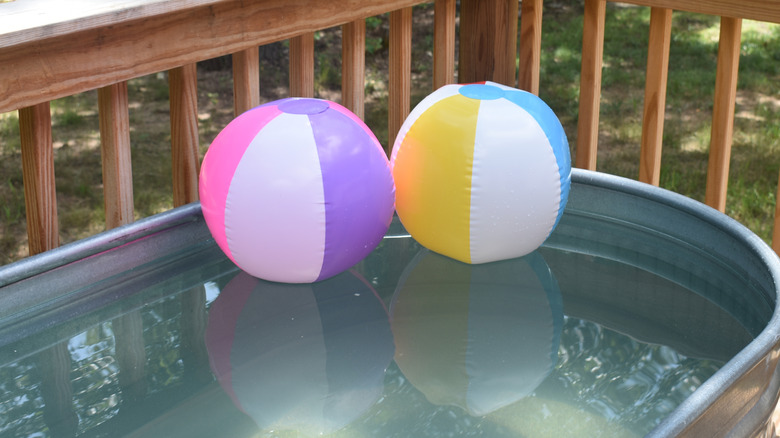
<box><xmin>575</xmin><ymin>0</ymin><xmax>606</xmax><ymax>170</ymax></box>
<box><xmin>389</xmin><ymin>7</ymin><xmax>413</xmax><ymax>152</ymax></box>
<box><xmin>433</xmin><ymin>0</ymin><xmax>456</xmax><ymax>90</ymax></box>
<box><xmin>458</xmin><ymin>0</ymin><xmax>519</xmax><ymax>86</ymax></box>
<box><xmin>232</xmin><ymin>47</ymin><xmax>261</xmax><ymax>116</ymax></box>
<box><xmin>290</xmin><ymin>33</ymin><xmax>315</xmax><ymax>98</ymax></box>
<box><xmin>169</xmin><ymin>64</ymin><xmax>201</xmax><ymax>207</ymax></box>
<box><xmin>342</xmin><ymin>20</ymin><xmax>366</xmax><ymax>119</ymax></box>
<box><xmin>705</xmin><ymin>17</ymin><xmax>742</xmax><ymax>212</ymax></box>
<box><xmin>19</xmin><ymin>102</ymin><xmax>58</xmax><ymax>255</ymax></box>
<box><xmin>639</xmin><ymin>8</ymin><xmax>673</xmax><ymax>186</ymax></box>
<box><xmin>517</xmin><ymin>0</ymin><xmax>543</xmax><ymax>94</ymax></box>
<box><xmin>98</xmin><ymin>82</ymin><xmax>134</xmax><ymax>228</ymax></box>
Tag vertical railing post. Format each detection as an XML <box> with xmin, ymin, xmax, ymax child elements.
<box><xmin>98</xmin><ymin>82</ymin><xmax>134</xmax><ymax>228</ymax></box>
<box><xmin>389</xmin><ymin>7</ymin><xmax>413</xmax><ymax>152</ymax></box>
<box><xmin>518</xmin><ymin>0</ymin><xmax>543</xmax><ymax>95</ymax></box>
<box><xmin>290</xmin><ymin>33</ymin><xmax>315</xmax><ymax>98</ymax></box>
<box><xmin>342</xmin><ymin>20</ymin><xmax>367</xmax><ymax>119</ymax></box>
<box><xmin>232</xmin><ymin>48</ymin><xmax>261</xmax><ymax>116</ymax></box>
<box><xmin>19</xmin><ymin>102</ymin><xmax>58</xmax><ymax>255</ymax></box>
<box><xmin>433</xmin><ymin>0</ymin><xmax>456</xmax><ymax>90</ymax></box>
<box><xmin>705</xmin><ymin>17</ymin><xmax>742</xmax><ymax>212</ymax></box>
<box><xmin>639</xmin><ymin>8</ymin><xmax>673</xmax><ymax>186</ymax></box>
<box><xmin>575</xmin><ymin>0</ymin><xmax>606</xmax><ymax>170</ymax></box>
<box><xmin>458</xmin><ymin>0</ymin><xmax>519</xmax><ymax>86</ymax></box>
<box><xmin>169</xmin><ymin>64</ymin><xmax>201</xmax><ymax>207</ymax></box>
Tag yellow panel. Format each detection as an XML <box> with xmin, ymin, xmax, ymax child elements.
<box><xmin>391</xmin><ymin>252</ymin><xmax>472</xmax><ymax>409</ymax></box>
<box><xmin>393</xmin><ymin>94</ymin><xmax>480</xmax><ymax>263</ymax></box>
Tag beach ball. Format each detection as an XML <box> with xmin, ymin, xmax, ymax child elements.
<box><xmin>205</xmin><ymin>269</ymin><xmax>394</xmax><ymax>436</ymax></box>
<box><xmin>199</xmin><ymin>98</ymin><xmax>395</xmax><ymax>283</ymax></box>
<box><xmin>390</xmin><ymin>81</ymin><xmax>571</xmax><ymax>264</ymax></box>
<box><xmin>390</xmin><ymin>250</ymin><xmax>563</xmax><ymax>416</ymax></box>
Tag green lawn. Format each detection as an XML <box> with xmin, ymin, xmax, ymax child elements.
<box><xmin>539</xmin><ymin>3</ymin><xmax>780</xmax><ymax>241</ymax></box>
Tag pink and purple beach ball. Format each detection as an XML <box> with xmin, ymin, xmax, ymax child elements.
<box><xmin>199</xmin><ymin>98</ymin><xmax>395</xmax><ymax>283</ymax></box>
<box><xmin>205</xmin><ymin>269</ymin><xmax>394</xmax><ymax>435</ymax></box>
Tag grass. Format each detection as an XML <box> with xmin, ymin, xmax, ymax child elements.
<box><xmin>540</xmin><ymin>3</ymin><xmax>780</xmax><ymax>239</ymax></box>
<box><xmin>0</xmin><ymin>2</ymin><xmax>779</xmax><ymax>265</ymax></box>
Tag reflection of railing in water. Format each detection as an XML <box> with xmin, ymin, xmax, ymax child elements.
<box><xmin>2</xmin><ymin>0</ymin><xmax>780</xmax><ymax>265</ymax></box>
<box><xmin>35</xmin><ymin>342</ymin><xmax>79</xmax><ymax>436</ymax></box>
<box><xmin>2</xmin><ymin>285</ymin><xmax>221</xmax><ymax>436</ymax></box>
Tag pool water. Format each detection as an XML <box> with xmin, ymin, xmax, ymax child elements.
<box><xmin>0</xmin><ymin>207</ymin><xmax>763</xmax><ymax>438</ymax></box>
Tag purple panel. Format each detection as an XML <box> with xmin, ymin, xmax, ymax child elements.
<box><xmin>309</xmin><ymin>109</ymin><xmax>395</xmax><ymax>281</ymax></box>
<box><xmin>279</xmin><ymin>98</ymin><xmax>329</xmax><ymax>115</ymax></box>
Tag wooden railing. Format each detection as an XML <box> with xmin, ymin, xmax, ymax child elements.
<box><xmin>1</xmin><ymin>0</ymin><xmax>780</xmax><ymax>264</ymax></box>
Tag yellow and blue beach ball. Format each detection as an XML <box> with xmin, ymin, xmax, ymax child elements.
<box><xmin>390</xmin><ymin>82</ymin><xmax>571</xmax><ymax>264</ymax></box>
<box><xmin>390</xmin><ymin>250</ymin><xmax>563</xmax><ymax>416</ymax></box>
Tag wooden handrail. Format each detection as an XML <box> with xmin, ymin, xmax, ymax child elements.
<box><xmin>0</xmin><ymin>0</ymin><xmax>425</xmax><ymax>114</ymax></box>
<box><xmin>2</xmin><ymin>0</ymin><xmax>780</xmax><ymax>264</ymax></box>
<box><xmin>614</xmin><ymin>0</ymin><xmax>780</xmax><ymax>23</ymax></box>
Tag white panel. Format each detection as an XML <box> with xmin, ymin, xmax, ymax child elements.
<box><xmin>225</xmin><ymin>113</ymin><xmax>325</xmax><ymax>282</ymax></box>
<box><xmin>469</xmin><ymin>99</ymin><xmax>561</xmax><ymax>263</ymax></box>
<box><xmin>231</xmin><ymin>283</ymin><xmax>330</xmax><ymax>432</ymax></box>
<box><xmin>465</xmin><ymin>260</ymin><xmax>555</xmax><ymax>415</ymax></box>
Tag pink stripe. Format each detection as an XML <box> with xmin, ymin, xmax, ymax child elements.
<box><xmin>199</xmin><ymin>105</ymin><xmax>283</xmax><ymax>260</ymax></box>
<box><xmin>204</xmin><ymin>272</ymin><xmax>258</xmax><ymax>413</ymax></box>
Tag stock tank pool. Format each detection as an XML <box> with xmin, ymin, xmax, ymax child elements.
<box><xmin>1</xmin><ymin>170</ymin><xmax>779</xmax><ymax>437</ymax></box>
